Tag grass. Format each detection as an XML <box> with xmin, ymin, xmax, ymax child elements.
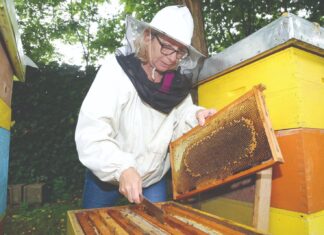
<box><xmin>4</xmin><ymin>198</ymin><xmax>81</xmax><ymax>235</ymax></box>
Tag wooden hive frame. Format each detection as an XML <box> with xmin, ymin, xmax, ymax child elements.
<box><xmin>170</xmin><ymin>84</ymin><xmax>284</xmax><ymax>200</ymax></box>
<box><xmin>67</xmin><ymin>202</ymin><xmax>265</xmax><ymax>235</ymax></box>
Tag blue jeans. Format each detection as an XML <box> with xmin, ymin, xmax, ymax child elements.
<box><xmin>82</xmin><ymin>170</ymin><xmax>168</xmax><ymax>209</ymax></box>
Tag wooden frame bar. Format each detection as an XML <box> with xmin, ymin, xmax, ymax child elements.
<box><xmin>68</xmin><ymin>202</ymin><xmax>264</xmax><ymax>235</ymax></box>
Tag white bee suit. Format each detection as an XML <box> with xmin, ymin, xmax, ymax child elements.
<box><xmin>75</xmin><ymin>54</ymin><xmax>202</xmax><ymax>187</ymax></box>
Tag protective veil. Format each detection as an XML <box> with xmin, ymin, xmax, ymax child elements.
<box><xmin>116</xmin><ymin>5</ymin><xmax>206</xmax><ymax>84</ymax></box>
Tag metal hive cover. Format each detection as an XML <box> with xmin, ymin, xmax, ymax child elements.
<box><xmin>198</xmin><ymin>13</ymin><xmax>324</xmax><ymax>84</ymax></box>
<box><xmin>170</xmin><ymin>85</ymin><xmax>283</xmax><ymax>200</ymax></box>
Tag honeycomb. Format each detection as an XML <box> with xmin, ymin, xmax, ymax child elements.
<box><xmin>170</xmin><ymin>87</ymin><xmax>281</xmax><ymax>198</ymax></box>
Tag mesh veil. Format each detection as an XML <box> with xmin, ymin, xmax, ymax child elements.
<box><xmin>116</xmin><ymin>15</ymin><xmax>205</xmax><ymax>84</ymax></box>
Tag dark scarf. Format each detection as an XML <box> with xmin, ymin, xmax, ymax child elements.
<box><xmin>116</xmin><ymin>53</ymin><xmax>191</xmax><ymax>114</ymax></box>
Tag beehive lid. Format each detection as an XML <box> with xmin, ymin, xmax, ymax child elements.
<box><xmin>169</xmin><ymin>85</ymin><xmax>283</xmax><ymax>200</ymax></box>
<box><xmin>197</xmin><ymin>13</ymin><xmax>324</xmax><ymax>85</ymax></box>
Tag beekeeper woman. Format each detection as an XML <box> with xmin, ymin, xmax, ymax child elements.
<box><xmin>75</xmin><ymin>5</ymin><xmax>216</xmax><ymax>209</ymax></box>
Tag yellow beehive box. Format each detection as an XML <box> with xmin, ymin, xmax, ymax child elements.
<box><xmin>198</xmin><ymin>197</ymin><xmax>324</xmax><ymax>235</ymax></box>
<box><xmin>198</xmin><ymin>47</ymin><xmax>324</xmax><ymax>130</ymax></box>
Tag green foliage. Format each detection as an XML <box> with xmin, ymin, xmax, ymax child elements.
<box><xmin>117</xmin><ymin>0</ymin><xmax>323</xmax><ymax>54</ymax></box>
<box><xmin>9</xmin><ymin>63</ymin><xmax>96</xmax><ymax>201</ymax></box>
<box><xmin>120</xmin><ymin>0</ymin><xmax>174</xmax><ymax>21</ymax></box>
<box><xmin>14</xmin><ymin>0</ymin><xmax>323</xmax><ymax>65</ymax></box>
<box><xmin>202</xmin><ymin>0</ymin><xmax>324</xmax><ymax>53</ymax></box>
<box><xmin>4</xmin><ymin>199</ymin><xmax>81</xmax><ymax>235</ymax></box>
<box><xmin>14</xmin><ymin>0</ymin><xmax>124</xmax><ymax>66</ymax></box>
<box><xmin>91</xmin><ymin>14</ymin><xmax>125</xmax><ymax>56</ymax></box>
<box><xmin>52</xmin><ymin>176</ymin><xmax>73</xmax><ymax>201</ymax></box>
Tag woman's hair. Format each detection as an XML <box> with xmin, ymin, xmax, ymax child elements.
<box><xmin>133</xmin><ymin>28</ymin><xmax>151</xmax><ymax>63</ymax></box>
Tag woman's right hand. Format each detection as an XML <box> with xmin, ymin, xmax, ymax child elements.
<box><xmin>119</xmin><ymin>167</ymin><xmax>142</xmax><ymax>204</ymax></box>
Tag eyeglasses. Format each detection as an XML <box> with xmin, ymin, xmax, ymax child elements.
<box><xmin>154</xmin><ymin>34</ymin><xmax>189</xmax><ymax>60</ymax></box>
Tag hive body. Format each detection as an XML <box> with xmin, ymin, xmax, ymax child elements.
<box><xmin>197</xmin><ymin>46</ymin><xmax>324</xmax><ymax>235</ymax></box>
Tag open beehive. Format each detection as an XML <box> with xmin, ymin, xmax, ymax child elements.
<box><xmin>68</xmin><ymin>201</ymin><xmax>264</xmax><ymax>235</ymax></box>
<box><xmin>170</xmin><ymin>85</ymin><xmax>283</xmax><ymax>200</ymax></box>
<box><xmin>67</xmin><ymin>85</ymin><xmax>282</xmax><ymax>235</ymax></box>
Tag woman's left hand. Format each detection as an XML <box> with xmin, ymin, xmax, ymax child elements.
<box><xmin>196</xmin><ymin>109</ymin><xmax>217</xmax><ymax>126</ymax></box>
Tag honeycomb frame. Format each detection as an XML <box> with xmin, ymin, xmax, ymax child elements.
<box><xmin>170</xmin><ymin>85</ymin><xmax>283</xmax><ymax>200</ymax></box>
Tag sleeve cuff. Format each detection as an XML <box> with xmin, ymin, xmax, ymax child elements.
<box><xmin>113</xmin><ymin>157</ymin><xmax>137</xmax><ymax>182</ymax></box>
<box><xmin>185</xmin><ymin>105</ymin><xmax>205</xmax><ymax>127</ymax></box>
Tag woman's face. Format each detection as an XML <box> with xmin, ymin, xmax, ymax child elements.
<box><xmin>145</xmin><ymin>33</ymin><xmax>188</xmax><ymax>72</ymax></box>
